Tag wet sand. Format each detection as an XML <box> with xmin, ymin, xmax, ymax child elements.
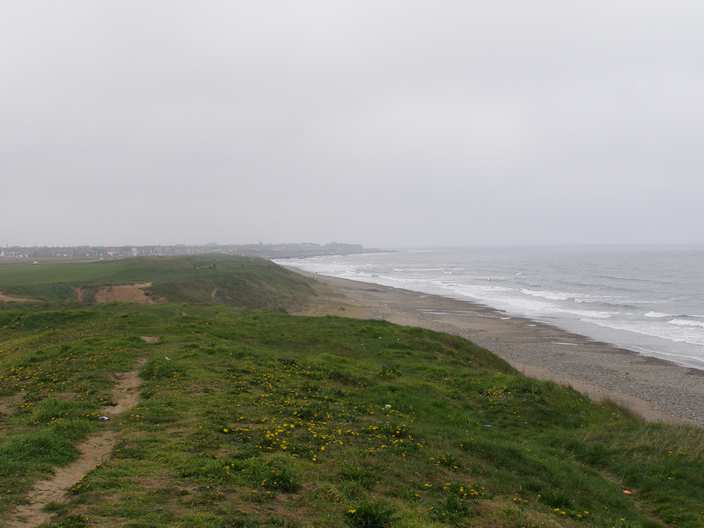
<box><xmin>295</xmin><ymin>272</ymin><xmax>704</xmax><ymax>426</ymax></box>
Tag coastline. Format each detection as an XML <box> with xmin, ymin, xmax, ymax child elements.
<box><xmin>294</xmin><ymin>271</ymin><xmax>704</xmax><ymax>426</ymax></box>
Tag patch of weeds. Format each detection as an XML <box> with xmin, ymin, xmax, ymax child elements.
<box><xmin>244</xmin><ymin>456</ymin><xmax>300</xmax><ymax>493</ymax></box>
<box><xmin>314</xmin><ymin>483</ymin><xmax>345</xmax><ymax>504</ymax></box>
<box><xmin>481</xmin><ymin>385</ymin><xmax>511</xmax><ymax>403</ymax></box>
<box><xmin>31</xmin><ymin>399</ymin><xmax>86</xmax><ymax>424</ymax></box>
<box><xmin>0</xmin><ymin>427</ymin><xmax>85</xmax><ymax>468</ymax></box>
<box><xmin>141</xmin><ymin>357</ymin><xmax>184</xmax><ymax>380</ymax></box>
<box><xmin>49</xmin><ymin>515</ymin><xmax>89</xmax><ymax>528</ymax></box>
<box><xmin>431</xmin><ymin>493</ymin><xmax>470</xmax><ymax>524</ymax></box>
<box><xmin>224</xmin><ymin>516</ymin><xmax>260</xmax><ymax>528</ymax></box>
<box><xmin>327</xmin><ymin>369</ymin><xmax>366</xmax><ymax>387</ymax></box>
<box><xmin>44</xmin><ymin>501</ymin><xmax>65</xmax><ymax>513</ymax></box>
<box><xmin>365</xmin><ymin>422</ymin><xmax>417</xmax><ymax>453</ymax></box>
<box><xmin>539</xmin><ymin>490</ymin><xmax>593</xmax><ymax>520</ymax></box>
<box><xmin>339</xmin><ymin>463</ymin><xmax>378</xmax><ymax>490</ymax></box>
<box><xmin>261</xmin><ymin>465</ymin><xmax>299</xmax><ymax>493</ymax></box>
<box><xmin>434</xmin><ymin>452</ymin><xmax>462</xmax><ymax>471</ymax></box>
<box><xmin>113</xmin><ymin>440</ymin><xmax>147</xmax><ymax>460</ymax></box>
<box><xmin>139</xmin><ymin>399</ymin><xmax>179</xmax><ymax>426</ymax></box>
<box><xmin>378</xmin><ymin>365</ymin><xmax>400</xmax><ymax>380</ymax></box>
<box><xmin>540</xmin><ymin>490</ymin><xmax>573</xmax><ymax>510</ymax></box>
<box><xmin>292</xmin><ymin>402</ymin><xmax>329</xmax><ymax>421</ymax></box>
<box><xmin>226</xmin><ymin>517</ymin><xmax>299</xmax><ymax>528</ymax></box>
<box><xmin>246</xmin><ymin>489</ymin><xmax>276</xmax><ymax>504</ymax></box>
<box><xmin>178</xmin><ymin>457</ymin><xmax>235</xmax><ymax>483</ymax></box>
<box><xmin>345</xmin><ymin>501</ymin><xmax>397</xmax><ymax>528</ymax></box>
<box><xmin>430</xmin><ymin>482</ymin><xmax>482</xmax><ymax>524</ymax></box>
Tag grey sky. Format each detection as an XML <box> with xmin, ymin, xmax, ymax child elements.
<box><xmin>2</xmin><ymin>1</ymin><xmax>702</xmax><ymax>247</ymax></box>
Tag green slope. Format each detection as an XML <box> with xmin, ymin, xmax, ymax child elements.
<box><xmin>0</xmin><ymin>256</ymin><xmax>313</xmax><ymax>310</ymax></box>
<box><xmin>1</xmin><ymin>301</ymin><xmax>704</xmax><ymax>527</ymax></box>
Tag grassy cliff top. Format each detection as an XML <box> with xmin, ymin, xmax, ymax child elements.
<box><xmin>1</xmin><ymin>301</ymin><xmax>703</xmax><ymax>527</ymax></box>
<box><xmin>0</xmin><ymin>256</ymin><xmax>314</xmax><ymax>310</ymax></box>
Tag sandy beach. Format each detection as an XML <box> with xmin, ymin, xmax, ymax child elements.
<box><xmin>295</xmin><ymin>272</ymin><xmax>704</xmax><ymax>426</ymax></box>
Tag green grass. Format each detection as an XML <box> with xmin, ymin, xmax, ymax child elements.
<box><xmin>1</xmin><ymin>257</ymin><xmax>704</xmax><ymax>527</ymax></box>
<box><xmin>1</xmin><ymin>301</ymin><xmax>704</xmax><ymax>527</ymax></box>
<box><xmin>0</xmin><ymin>255</ymin><xmax>313</xmax><ymax>309</ymax></box>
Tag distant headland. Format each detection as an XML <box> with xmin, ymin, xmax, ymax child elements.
<box><xmin>0</xmin><ymin>242</ymin><xmax>383</xmax><ymax>262</ymax></box>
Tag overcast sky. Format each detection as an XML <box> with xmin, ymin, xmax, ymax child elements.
<box><xmin>1</xmin><ymin>1</ymin><xmax>702</xmax><ymax>247</ymax></box>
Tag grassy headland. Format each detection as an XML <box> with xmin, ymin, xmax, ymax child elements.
<box><xmin>1</xmin><ymin>257</ymin><xmax>703</xmax><ymax>527</ymax></box>
<box><xmin>0</xmin><ymin>256</ymin><xmax>313</xmax><ymax>310</ymax></box>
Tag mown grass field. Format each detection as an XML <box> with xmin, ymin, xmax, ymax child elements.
<box><xmin>1</xmin><ymin>257</ymin><xmax>704</xmax><ymax>527</ymax></box>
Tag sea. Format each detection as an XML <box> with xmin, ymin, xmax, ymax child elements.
<box><xmin>278</xmin><ymin>246</ymin><xmax>704</xmax><ymax>369</ymax></box>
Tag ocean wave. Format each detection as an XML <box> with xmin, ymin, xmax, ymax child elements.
<box><xmin>470</xmin><ymin>275</ymin><xmax>510</xmax><ymax>282</ymax></box>
<box><xmin>520</xmin><ymin>289</ymin><xmax>622</xmax><ymax>310</ymax></box>
<box><xmin>596</xmin><ymin>274</ymin><xmax>673</xmax><ymax>285</ymax></box>
<box><xmin>440</xmin><ymin>284</ymin><xmax>615</xmax><ymax>319</ymax></box>
<box><xmin>645</xmin><ymin>311</ymin><xmax>670</xmax><ymax>318</ymax></box>
<box><xmin>669</xmin><ymin>319</ymin><xmax>704</xmax><ymax>329</ymax></box>
<box><xmin>521</xmin><ymin>289</ymin><xmax>574</xmax><ymax>301</ymax></box>
<box><xmin>583</xmin><ymin>318</ymin><xmax>704</xmax><ymax>347</ymax></box>
<box><xmin>392</xmin><ymin>267</ymin><xmax>446</xmax><ymax>272</ymax></box>
<box><xmin>555</xmin><ymin>308</ymin><xmax>615</xmax><ymax>319</ymax></box>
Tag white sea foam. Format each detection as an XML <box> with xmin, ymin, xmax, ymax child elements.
<box><xmin>556</xmin><ymin>308</ymin><xmax>615</xmax><ymax>319</ymax></box>
<box><xmin>521</xmin><ymin>288</ymin><xmax>611</xmax><ymax>306</ymax></box>
<box><xmin>669</xmin><ymin>319</ymin><xmax>704</xmax><ymax>329</ymax></box>
<box><xmin>583</xmin><ymin>318</ymin><xmax>704</xmax><ymax>347</ymax></box>
<box><xmin>442</xmin><ymin>284</ymin><xmax>615</xmax><ymax>320</ymax></box>
<box><xmin>645</xmin><ymin>311</ymin><xmax>670</xmax><ymax>318</ymax></box>
<box><xmin>521</xmin><ymin>289</ymin><xmax>573</xmax><ymax>301</ymax></box>
<box><xmin>470</xmin><ymin>275</ymin><xmax>510</xmax><ymax>282</ymax></box>
<box><xmin>392</xmin><ymin>267</ymin><xmax>445</xmax><ymax>272</ymax></box>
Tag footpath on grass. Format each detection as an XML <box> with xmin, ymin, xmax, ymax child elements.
<box><xmin>7</xmin><ymin>357</ymin><xmax>146</xmax><ymax>528</ymax></box>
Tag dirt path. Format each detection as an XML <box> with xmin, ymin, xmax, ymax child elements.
<box><xmin>6</xmin><ymin>359</ymin><xmax>146</xmax><ymax>528</ymax></box>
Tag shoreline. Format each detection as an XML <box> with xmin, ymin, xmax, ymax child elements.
<box><xmin>294</xmin><ymin>271</ymin><xmax>704</xmax><ymax>426</ymax></box>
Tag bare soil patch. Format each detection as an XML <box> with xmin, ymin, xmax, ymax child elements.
<box><xmin>94</xmin><ymin>282</ymin><xmax>154</xmax><ymax>304</ymax></box>
<box><xmin>0</xmin><ymin>392</ymin><xmax>24</xmax><ymax>417</ymax></box>
<box><xmin>140</xmin><ymin>336</ymin><xmax>161</xmax><ymax>344</ymax></box>
<box><xmin>7</xmin><ymin>360</ymin><xmax>145</xmax><ymax>528</ymax></box>
<box><xmin>0</xmin><ymin>292</ymin><xmax>37</xmax><ymax>304</ymax></box>
<box><xmin>74</xmin><ymin>287</ymin><xmax>86</xmax><ymax>304</ymax></box>
<box><xmin>76</xmin><ymin>282</ymin><xmax>156</xmax><ymax>304</ymax></box>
